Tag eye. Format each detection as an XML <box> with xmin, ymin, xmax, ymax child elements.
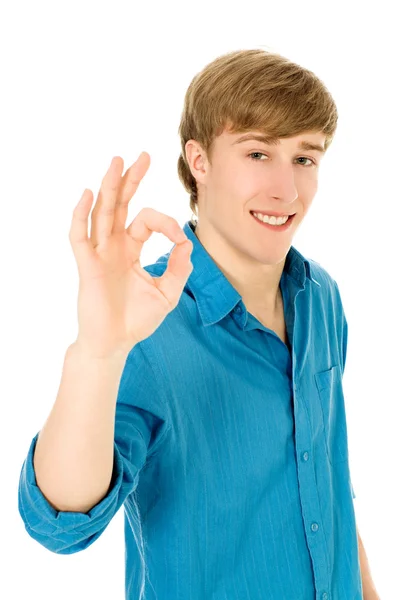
<box><xmin>248</xmin><ymin>152</ymin><xmax>316</xmax><ymax>167</ymax></box>
<box><xmin>248</xmin><ymin>152</ymin><xmax>268</xmax><ymax>161</ymax></box>
<box><xmin>296</xmin><ymin>156</ymin><xmax>316</xmax><ymax>167</ymax></box>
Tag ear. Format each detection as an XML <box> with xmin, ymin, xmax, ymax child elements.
<box><xmin>185</xmin><ymin>140</ymin><xmax>207</xmax><ymax>185</ymax></box>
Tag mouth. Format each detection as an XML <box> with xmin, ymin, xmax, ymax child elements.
<box><xmin>250</xmin><ymin>211</ymin><xmax>296</xmax><ymax>232</ymax></box>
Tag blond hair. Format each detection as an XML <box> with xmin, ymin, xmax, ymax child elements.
<box><xmin>177</xmin><ymin>49</ymin><xmax>338</xmax><ymax>218</ymax></box>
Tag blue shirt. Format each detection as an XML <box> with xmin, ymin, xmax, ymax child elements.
<box><xmin>18</xmin><ymin>218</ymin><xmax>362</xmax><ymax>600</ymax></box>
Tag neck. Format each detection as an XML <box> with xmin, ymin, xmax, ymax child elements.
<box><xmin>193</xmin><ymin>221</ymin><xmax>285</xmax><ymax>315</ymax></box>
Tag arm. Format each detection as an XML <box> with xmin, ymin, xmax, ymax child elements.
<box><xmin>357</xmin><ymin>526</ymin><xmax>381</xmax><ymax>600</ymax></box>
<box><xmin>33</xmin><ymin>342</ymin><xmax>129</xmax><ymax>513</ymax></box>
<box><xmin>19</xmin><ymin>340</ymin><xmax>171</xmax><ymax>554</ymax></box>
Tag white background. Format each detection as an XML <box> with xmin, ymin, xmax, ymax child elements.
<box><xmin>1</xmin><ymin>1</ymin><xmax>398</xmax><ymax>598</ymax></box>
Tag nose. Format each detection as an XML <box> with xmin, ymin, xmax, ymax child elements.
<box><xmin>266</xmin><ymin>172</ymin><xmax>298</xmax><ymax>207</ymax></box>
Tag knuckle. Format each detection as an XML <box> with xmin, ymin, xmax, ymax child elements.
<box><xmin>116</xmin><ymin>196</ymin><xmax>129</xmax><ymax>208</ymax></box>
<box><xmin>99</xmin><ymin>206</ymin><xmax>116</xmax><ymax>217</ymax></box>
<box><xmin>140</xmin><ymin>206</ymin><xmax>156</xmax><ymax>221</ymax></box>
<box><xmin>141</xmin><ymin>206</ymin><xmax>154</xmax><ymax>216</ymax></box>
<box><xmin>90</xmin><ymin>205</ymin><xmax>114</xmax><ymax>218</ymax></box>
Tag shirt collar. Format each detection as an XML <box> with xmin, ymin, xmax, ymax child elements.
<box><xmin>155</xmin><ymin>219</ymin><xmax>321</xmax><ymax>327</ymax></box>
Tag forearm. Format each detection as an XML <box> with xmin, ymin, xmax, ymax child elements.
<box><xmin>33</xmin><ymin>341</ymin><xmax>129</xmax><ymax>513</ymax></box>
<box><xmin>357</xmin><ymin>528</ymin><xmax>381</xmax><ymax>600</ymax></box>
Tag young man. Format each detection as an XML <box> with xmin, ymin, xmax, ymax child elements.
<box><xmin>18</xmin><ymin>49</ymin><xmax>380</xmax><ymax>599</ymax></box>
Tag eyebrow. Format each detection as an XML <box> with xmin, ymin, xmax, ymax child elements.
<box><xmin>232</xmin><ymin>133</ymin><xmax>326</xmax><ymax>154</ymax></box>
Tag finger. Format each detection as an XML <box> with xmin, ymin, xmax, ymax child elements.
<box><xmin>126</xmin><ymin>207</ymin><xmax>189</xmax><ymax>262</ymax></box>
<box><xmin>112</xmin><ymin>152</ymin><xmax>151</xmax><ymax>235</ymax></box>
<box><xmin>69</xmin><ymin>188</ymin><xmax>96</xmax><ymax>273</ymax></box>
<box><xmin>90</xmin><ymin>156</ymin><xmax>124</xmax><ymax>248</ymax></box>
<box><xmin>153</xmin><ymin>240</ymin><xmax>193</xmax><ymax>309</ymax></box>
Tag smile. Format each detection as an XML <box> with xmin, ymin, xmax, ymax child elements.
<box><xmin>250</xmin><ymin>211</ymin><xmax>296</xmax><ymax>232</ymax></box>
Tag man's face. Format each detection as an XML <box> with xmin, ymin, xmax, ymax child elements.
<box><xmin>186</xmin><ymin>128</ymin><xmax>326</xmax><ymax>271</ymax></box>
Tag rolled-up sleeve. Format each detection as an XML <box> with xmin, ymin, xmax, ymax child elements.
<box><xmin>18</xmin><ymin>340</ymin><xmax>171</xmax><ymax>554</ymax></box>
<box><xmin>18</xmin><ymin>432</ymin><xmax>135</xmax><ymax>554</ymax></box>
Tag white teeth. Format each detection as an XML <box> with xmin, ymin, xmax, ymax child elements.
<box><xmin>252</xmin><ymin>212</ymin><xmax>290</xmax><ymax>225</ymax></box>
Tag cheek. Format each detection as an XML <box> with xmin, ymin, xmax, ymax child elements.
<box><xmin>213</xmin><ymin>163</ymin><xmax>245</xmax><ymax>193</ymax></box>
<box><xmin>211</xmin><ymin>159</ymin><xmax>266</xmax><ymax>198</ymax></box>
<box><xmin>236</xmin><ymin>171</ymin><xmax>265</xmax><ymax>198</ymax></box>
<box><xmin>223</xmin><ymin>162</ymin><xmax>262</xmax><ymax>192</ymax></box>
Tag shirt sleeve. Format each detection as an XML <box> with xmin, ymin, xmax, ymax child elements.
<box><xmin>18</xmin><ymin>340</ymin><xmax>171</xmax><ymax>555</ymax></box>
<box><xmin>332</xmin><ymin>279</ymin><xmax>349</xmax><ymax>377</ymax></box>
<box><xmin>333</xmin><ymin>279</ymin><xmax>356</xmax><ymax>502</ymax></box>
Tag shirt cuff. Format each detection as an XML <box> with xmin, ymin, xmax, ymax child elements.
<box><xmin>18</xmin><ymin>432</ymin><xmax>129</xmax><ymax>554</ymax></box>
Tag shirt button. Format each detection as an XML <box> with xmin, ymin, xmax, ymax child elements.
<box><xmin>235</xmin><ymin>305</ymin><xmax>242</xmax><ymax>313</ymax></box>
<box><xmin>321</xmin><ymin>593</ymin><xmax>329</xmax><ymax>600</ymax></box>
<box><xmin>303</xmin><ymin>451</ymin><xmax>309</xmax><ymax>461</ymax></box>
<box><xmin>311</xmin><ymin>523</ymin><xmax>319</xmax><ymax>532</ymax></box>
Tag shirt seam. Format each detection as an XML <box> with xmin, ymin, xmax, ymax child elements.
<box><xmin>134</xmin><ymin>340</ymin><xmax>172</xmax><ymax>461</ymax></box>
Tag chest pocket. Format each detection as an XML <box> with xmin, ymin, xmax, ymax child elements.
<box><xmin>314</xmin><ymin>365</ymin><xmax>349</xmax><ymax>466</ymax></box>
